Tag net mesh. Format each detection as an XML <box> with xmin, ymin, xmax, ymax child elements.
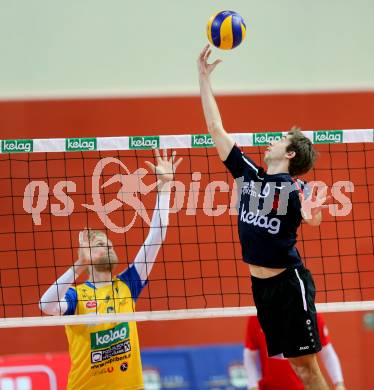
<box><xmin>0</xmin><ymin>131</ymin><xmax>373</xmax><ymax>326</ymax></box>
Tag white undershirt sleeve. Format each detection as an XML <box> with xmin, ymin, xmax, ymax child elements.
<box><xmin>133</xmin><ymin>191</ymin><xmax>171</xmax><ymax>285</ymax></box>
<box><xmin>39</xmin><ymin>267</ymin><xmax>75</xmax><ymax>315</ymax></box>
<box><xmin>243</xmin><ymin>348</ymin><xmax>261</xmax><ymax>389</ymax></box>
<box><xmin>320</xmin><ymin>343</ymin><xmax>344</xmax><ymax>385</ymax></box>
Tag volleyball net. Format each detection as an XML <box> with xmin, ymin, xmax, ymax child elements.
<box><xmin>0</xmin><ymin>129</ymin><xmax>373</xmax><ymax>327</ymax></box>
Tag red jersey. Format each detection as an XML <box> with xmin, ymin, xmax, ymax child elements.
<box><xmin>245</xmin><ymin>314</ymin><xmax>330</xmax><ymax>390</ymax></box>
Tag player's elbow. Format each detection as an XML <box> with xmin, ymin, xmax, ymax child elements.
<box><xmin>39</xmin><ymin>299</ymin><xmax>62</xmax><ymax>316</ymax></box>
<box><xmin>39</xmin><ymin>299</ymin><xmax>52</xmax><ymax>315</ymax></box>
<box><xmin>207</xmin><ymin>121</ymin><xmax>224</xmax><ymax>135</ymax></box>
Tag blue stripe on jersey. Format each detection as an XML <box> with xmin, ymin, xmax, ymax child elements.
<box><xmin>210</xmin><ymin>11</ymin><xmax>230</xmax><ymax>47</ymax></box>
<box><xmin>231</xmin><ymin>13</ymin><xmax>243</xmax><ymax>48</ymax></box>
<box><xmin>64</xmin><ymin>287</ymin><xmax>78</xmax><ymax>315</ymax></box>
<box><xmin>84</xmin><ymin>281</ymin><xmax>96</xmax><ymax>289</ymax></box>
<box><xmin>117</xmin><ymin>265</ymin><xmax>146</xmax><ymax>302</ymax></box>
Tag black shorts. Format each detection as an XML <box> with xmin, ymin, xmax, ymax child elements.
<box><xmin>251</xmin><ymin>266</ymin><xmax>322</xmax><ymax>358</ymax></box>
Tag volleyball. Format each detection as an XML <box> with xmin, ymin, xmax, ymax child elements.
<box><xmin>206</xmin><ymin>10</ymin><xmax>246</xmax><ymax>50</ymax></box>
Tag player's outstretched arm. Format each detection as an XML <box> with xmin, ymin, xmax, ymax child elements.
<box><xmin>131</xmin><ymin>150</ymin><xmax>182</xmax><ymax>284</ymax></box>
<box><xmin>39</xmin><ymin>230</ymin><xmax>92</xmax><ymax>315</ymax></box>
<box><xmin>198</xmin><ymin>45</ymin><xmax>235</xmax><ymax>161</ymax></box>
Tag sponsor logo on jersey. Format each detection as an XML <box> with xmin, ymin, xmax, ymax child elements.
<box><xmin>313</xmin><ymin>130</ymin><xmax>343</xmax><ymax>144</ymax></box>
<box><xmin>1</xmin><ymin>139</ymin><xmax>33</xmax><ymax>153</ymax></box>
<box><xmin>240</xmin><ymin>207</ymin><xmax>281</xmax><ymax>234</ymax></box>
<box><xmin>92</xmin><ymin>366</ymin><xmax>115</xmax><ymax>376</ymax></box>
<box><xmin>92</xmin><ymin>351</ymin><xmax>103</xmax><ymax>362</ymax></box>
<box><xmin>91</xmin><ymin>322</ymin><xmax>130</xmax><ymax>350</ymax></box>
<box><xmin>129</xmin><ymin>136</ymin><xmax>159</xmax><ymax>149</ymax></box>
<box><xmin>241</xmin><ymin>181</ymin><xmax>273</xmax><ymax>198</ymax></box>
<box><xmin>90</xmin><ymin>340</ymin><xmax>131</xmax><ymax>364</ymax></box>
<box><xmin>120</xmin><ymin>362</ymin><xmax>128</xmax><ymax>372</ymax></box>
<box><xmin>65</xmin><ymin>137</ymin><xmax>97</xmax><ymax>151</ymax></box>
<box><xmin>191</xmin><ymin>134</ymin><xmax>214</xmax><ymax>148</ymax></box>
<box><xmin>86</xmin><ymin>300</ymin><xmax>97</xmax><ymax>309</ymax></box>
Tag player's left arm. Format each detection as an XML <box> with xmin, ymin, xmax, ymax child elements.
<box><xmin>122</xmin><ymin>150</ymin><xmax>182</xmax><ymax>286</ymax></box>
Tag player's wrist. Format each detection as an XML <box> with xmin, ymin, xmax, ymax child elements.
<box><xmin>199</xmin><ymin>73</ymin><xmax>211</xmax><ymax>84</ymax></box>
<box><xmin>71</xmin><ymin>262</ymin><xmax>87</xmax><ymax>277</ymax></box>
<box><xmin>334</xmin><ymin>383</ymin><xmax>345</xmax><ymax>390</ymax></box>
<box><xmin>157</xmin><ymin>181</ymin><xmax>172</xmax><ymax>193</ymax></box>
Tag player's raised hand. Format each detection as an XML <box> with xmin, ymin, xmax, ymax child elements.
<box><xmin>76</xmin><ymin>228</ymin><xmax>93</xmax><ymax>266</ymax></box>
<box><xmin>197</xmin><ymin>44</ymin><xmax>222</xmax><ymax>77</ymax></box>
<box><xmin>299</xmin><ymin>183</ymin><xmax>331</xmax><ymax>223</ymax></box>
<box><xmin>145</xmin><ymin>149</ymin><xmax>182</xmax><ymax>188</ymax></box>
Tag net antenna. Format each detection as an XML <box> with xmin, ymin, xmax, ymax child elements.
<box><xmin>0</xmin><ymin>130</ymin><xmax>373</xmax><ymax>328</ymax></box>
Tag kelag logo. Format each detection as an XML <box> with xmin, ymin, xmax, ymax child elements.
<box><xmin>253</xmin><ymin>132</ymin><xmax>282</xmax><ymax>146</ymax></box>
<box><xmin>313</xmin><ymin>130</ymin><xmax>343</xmax><ymax>144</ymax></box>
<box><xmin>191</xmin><ymin>134</ymin><xmax>214</xmax><ymax>148</ymax></box>
<box><xmin>65</xmin><ymin>138</ymin><xmax>97</xmax><ymax>151</ymax></box>
<box><xmin>129</xmin><ymin>136</ymin><xmax>159</xmax><ymax>149</ymax></box>
<box><xmin>1</xmin><ymin>139</ymin><xmax>33</xmax><ymax>153</ymax></box>
<box><xmin>91</xmin><ymin>323</ymin><xmax>129</xmax><ymax>350</ymax></box>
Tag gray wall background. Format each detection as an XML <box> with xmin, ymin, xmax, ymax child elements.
<box><xmin>1</xmin><ymin>0</ymin><xmax>373</xmax><ymax>97</ymax></box>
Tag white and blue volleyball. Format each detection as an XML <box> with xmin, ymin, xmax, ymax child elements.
<box><xmin>207</xmin><ymin>10</ymin><xmax>246</xmax><ymax>50</ymax></box>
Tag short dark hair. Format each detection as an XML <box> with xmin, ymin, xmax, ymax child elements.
<box><xmin>286</xmin><ymin>127</ymin><xmax>317</xmax><ymax>177</ymax></box>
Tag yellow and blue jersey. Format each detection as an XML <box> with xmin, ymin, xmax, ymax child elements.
<box><xmin>64</xmin><ymin>265</ymin><xmax>146</xmax><ymax>390</ymax></box>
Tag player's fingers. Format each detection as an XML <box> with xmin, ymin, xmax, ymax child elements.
<box><xmin>174</xmin><ymin>157</ymin><xmax>183</xmax><ymax>170</ymax></box>
<box><xmin>200</xmin><ymin>44</ymin><xmax>209</xmax><ymax>60</ymax></box>
<box><xmin>326</xmin><ymin>195</ymin><xmax>333</xmax><ymax>202</ymax></box>
<box><xmin>162</xmin><ymin>149</ymin><xmax>167</xmax><ymax>159</ymax></box>
<box><xmin>154</xmin><ymin>149</ymin><xmax>162</xmax><ymax>163</ymax></box>
<box><xmin>171</xmin><ymin>150</ymin><xmax>177</xmax><ymax>162</ymax></box>
<box><xmin>316</xmin><ymin>190</ymin><xmax>328</xmax><ymax>202</ymax></box>
<box><xmin>144</xmin><ymin>160</ymin><xmax>156</xmax><ymax>172</ymax></box>
<box><xmin>82</xmin><ymin>229</ymin><xmax>90</xmax><ymax>246</ymax></box>
<box><xmin>210</xmin><ymin>59</ymin><xmax>222</xmax><ymax>71</ymax></box>
<box><xmin>204</xmin><ymin>47</ymin><xmax>213</xmax><ymax>62</ymax></box>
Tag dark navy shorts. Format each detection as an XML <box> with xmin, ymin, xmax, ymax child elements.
<box><xmin>251</xmin><ymin>266</ymin><xmax>322</xmax><ymax>358</ymax></box>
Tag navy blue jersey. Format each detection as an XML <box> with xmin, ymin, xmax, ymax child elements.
<box><xmin>224</xmin><ymin>145</ymin><xmax>309</xmax><ymax>268</ymax></box>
